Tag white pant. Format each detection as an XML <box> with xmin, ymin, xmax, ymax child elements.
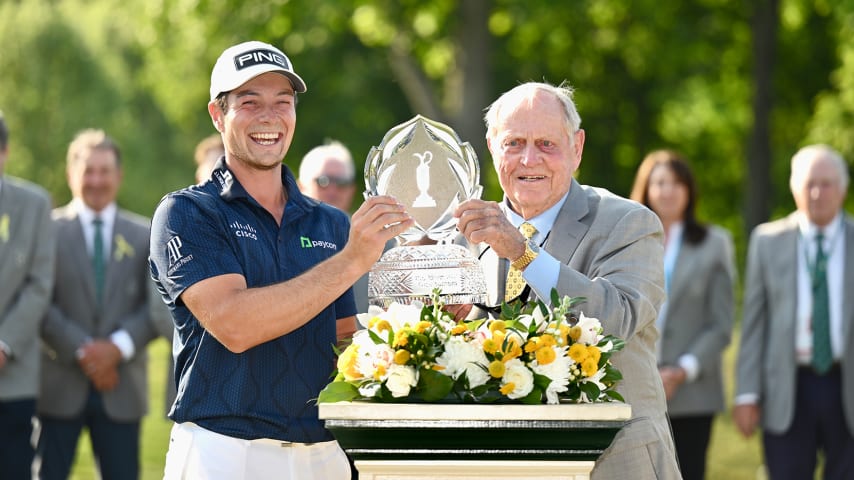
<box><xmin>163</xmin><ymin>422</ymin><xmax>351</xmax><ymax>480</ymax></box>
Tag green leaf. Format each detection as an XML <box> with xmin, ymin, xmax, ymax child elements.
<box><xmin>605</xmin><ymin>390</ymin><xmax>625</xmax><ymax>402</ymax></box>
<box><xmin>416</xmin><ymin>367</ymin><xmax>454</xmax><ymax>402</ymax></box>
<box><xmin>317</xmin><ymin>381</ymin><xmax>360</xmax><ymax>403</ymax></box>
<box><xmin>580</xmin><ymin>381</ymin><xmax>601</xmax><ymax>401</ymax></box>
<box><xmin>519</xmin><ymin>386</ymin><xmax>543</xmax><ymax>404</ymax></box>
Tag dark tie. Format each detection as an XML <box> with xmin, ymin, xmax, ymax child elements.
<box><xmin>505</xmin><ymin>222</ymin><xmax>537</xmax><ymax>301</ymax></box>
<box><xmin>811</xmin><ymin>232</ymin><xmax>832</xmax><ymax>374</ymax></box>
<box><xmin>93</xmin><ymin>217</ymin><xmax>105</xmax><ymax>302</ymax></box>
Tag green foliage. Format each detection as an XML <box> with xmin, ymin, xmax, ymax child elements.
<box><xmin>1</xmin><ymin>0</ymin><xmax>852</xmax><ymax>267</ymax></box>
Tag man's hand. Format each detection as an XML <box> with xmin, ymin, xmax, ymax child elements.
<box><xmin>732</xmin><ymin>403</ymin><xmax>761</xmax><ymax>438</ymax></box>
<box><xmin>658</xmin><ymin>366</ymin><xmax>686</xmax><ymax>400</ymax></box>
<box><xmin>77</xmin><ymin>339</ymin><xmax>122</xmax><ymax>388</ymax></box>
<box><xmin>345</xmin><ymin>195</ymin><xmax>413</xmax><ymax>271</ymax></box>
<box><xmin>455</xmin><ymin>199</ymin><xmax>526</xmax><ymax>261</ymax></box>
<box><xmin>443</xmin><ymin>304</ymin><xmax>473</xmax><ymax>322</ymax></box>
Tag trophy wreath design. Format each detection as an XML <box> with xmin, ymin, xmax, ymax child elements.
<box><xmin>364</xmin><ymin>115</ymin><xmax>487</xmax><ymax>307</ymax></box>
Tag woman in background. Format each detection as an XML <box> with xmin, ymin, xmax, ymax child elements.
<box><xmin>630</xmin><ymin>150</ymin><xmax>736</xmax><ymax>480</ymax></box>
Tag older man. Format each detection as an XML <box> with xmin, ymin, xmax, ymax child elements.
<box><xmin>455</xmin><ymin>82</ymin><xmax>680</xmax><ymax>478</ymax></box>
<box><xmin>298</xmin><ymin>140</ymin><xmax>357</xmax><ymax>213</ymax></box>
<box><xmin>36</xmin><ymin>129</ymin><xmax>158</xmax><ymax>480</ymax></box>
<box><xmin>734</xmin><ymin>144</ymin><xmax>853</xmax><ymax>479</ymax></box>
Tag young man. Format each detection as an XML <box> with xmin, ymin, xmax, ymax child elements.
<box><xmin>149</xmin><ymin>40</ymin><xmax>411</xmax><ymax>478</ymax></box>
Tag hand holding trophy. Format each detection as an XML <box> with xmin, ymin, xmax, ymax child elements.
<box><xmin>365</xmin><ymin>115</ymin><xmax>487</xmax><ymax>308</ymax></box>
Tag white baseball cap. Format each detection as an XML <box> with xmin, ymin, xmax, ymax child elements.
<box><xmin>209</xmin><ymin>41</ymin><xmax>307</xmax><ymax>102</ymax></box>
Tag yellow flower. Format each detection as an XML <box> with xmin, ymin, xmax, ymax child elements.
<box><xmin>374</xmin><ymin>319</ymin><xmax>392</xmax><ymax>333</ymax></box>
<box><xmin>374</xmin><ymin>364</ymin><xmax>387</xmax><ymax>380</ymax></box>
<box><xmin>113</xmin><ymin>234</ymin><xmax>135</xmax><ymax>261</ymax></box>
<box><xmin>489</xmin><ymin>320</ymin><xmax>507</xmax><ymax>333</ymax></box>
<box><xmin>587</xmin><ymin>345</ymin><xmax>601</xmax><ymax>365</ymax></box>
<box><xmin>535</xmin><ymin>346</ymin><xmax>556</xmax><ymax>365</ymax></box>
<box><xmin>569</xmin><ymin>343</ymin><xmax>589</xmax><ymax>363</ymax></box>
<box><xmin>539</xmin><ymin>334</ymin><xmax>557</xmax><ymax>348</ymax></box>
<box><xmin>482</xmin><ymin>337</ymin><xmax>500</xmax><ymax>355</ymax></box>
<box><xmin>415</xmin><ymin>321</ymin><xmax>432</xmax><ymax>333</ymax></box>
<box><xmin>569</xmin><ymin>325</ymin><xmax>582</xmax><ymax>342</ymax></box>
<box><xmin>499</xmin><ymin>382</ymin><xmax>515</xmax><ymax>396</ymax></box>
<box><xmin>503</xmin><ymin>338</ymin><xmax>523</xmax><ymax>361</ymax></box>
<box><xmin>524</xmin><ymin>338</ymin><xmax>539</xmax><ymax>353</ymax></box>
<box><xmin>488</xmin><ymin>360</ymin><xmax>505</xmax><ymax>378</ymax></box>
<box><xmin>0</xmin><ymin>214</ymin><xmax>9</xmax><ymax>243</ymax></box>
<box><xmin>394</xmin><ymin>349</ymin><xmax>410</xmax><ymax>365</ymax></box>
<box><xmin>450</xmin><ymin>324</ymin><xmax>467</xmax><ymax>335</ymax></box>
<box><xmin>581</xmin><ymin>358</ymin><xmax>599</xmax><ymax>377</ymax></box>
<box><xmin>336</xmin><ymin>344</ymin><xmax>361</xmax><ymax>381</ymax></box>
<box><xmin>393</xmin><ymin>330</ymin><xmax>409</xmax><ymax>347</ymax></box>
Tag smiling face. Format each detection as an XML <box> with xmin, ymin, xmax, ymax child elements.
<box><xmin>208</xmin><ymin>72</ymin><xmax>296</xmax><ymax>172</ymax></box>
<box><xmin>67</xmin><ymin>147</ymin><xmax>121</xmax><ymax>213</ymax></box>
<box><xmin>487</xmin><ymin>88</ymin><xmax>585</xmax><ymax>219</ymax></box>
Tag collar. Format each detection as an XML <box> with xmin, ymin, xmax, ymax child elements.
<box><xmin>211</xmin><ymin>158</ymin><xmax>316</xmax><ymax>221</ymax></box>
<box><xmin>73</xmin><ymin>198</ymin><xmax>117</xmax><ymax>224</ymax></box>
<box><xmin>502</xmin><ymin>190</ymin><xmax>570</xmax><ymax>238</ymax></box>
<box><xmin>797</xmin><ymin>211</ymin><xmax>843</xmax><ymax>241</ymax></box>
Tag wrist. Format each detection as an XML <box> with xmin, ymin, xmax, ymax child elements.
<box><xmin>511</xmin><ymin>239</ymin><xmax>539</xmax><ymax>271</ymax></box>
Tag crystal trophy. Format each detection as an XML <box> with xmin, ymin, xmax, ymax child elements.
<box><xmin>365</xmin><ymin>115</ymin><xmax>487</xmax><ymax>308</ymax></box>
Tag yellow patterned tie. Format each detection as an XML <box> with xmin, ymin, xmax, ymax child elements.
<box><xmin>505</xmin><ymin>222</ymin><xmax>537</xmax><ymax>301</ymax></box>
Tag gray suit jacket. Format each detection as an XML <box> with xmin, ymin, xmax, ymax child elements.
<box><xmin>736</xmin><ymin>212</ymin><xmax>854</xmax><ymax>434</ymax></box>
<box><xmin>660</xmin><ymin>226</ymin><xmax>735</xmax><ymax>416</ymax></box>
<box><xmin>0</xmin><ymin>177</ymin><xmax>55</xmax><ymax>400</ymax></box>
<box><xmin>39</xmin><ymin>203</ymin><xmax>157</xmax><ymax>421</ymax></box>
<box><xmin>476</xmin><ymin>179</ymin><xmax>680</xmax><ymax>479</ymax></box>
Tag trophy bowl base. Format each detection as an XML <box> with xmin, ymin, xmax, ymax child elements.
<box><xmin>368</xmin><ymin>244</ymin><xmax>487</xmax><ymax>308</ymax></box>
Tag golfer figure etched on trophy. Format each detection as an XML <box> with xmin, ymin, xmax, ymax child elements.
<box><xmin>365</xmin><ymin>115</ymin><xmax>487</xmax><ymax>307</ymax></box>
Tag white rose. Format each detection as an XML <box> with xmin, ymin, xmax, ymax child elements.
<box><xmin>502</xmin><ymin>358</ymin><xmax>535</xmax><ymax>400</ymax></box>
<box><xmin>358</xmin><ymin>383</ymin><xmax>381</xmax><ymax>398</ymax></box>
<box><xmin>435</xmin><ymin>336</ymin><xmax>490</xmax><ymax>388</ymax></box>
<box><xmin>385</xmin><ymin>364</ymin><xmax>419</xmax><ymax>398</ymax></box>
<box><xmin>576</xmin><ymin>313</ymin><xmax>603</xmax><ymax>345</ymax></box>
<box><xmin>356</xmin><ymin>342</ymin><xmax>395</xmax><ymax>381</ymax></box>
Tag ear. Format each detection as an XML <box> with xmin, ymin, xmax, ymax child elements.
<box><xmin>570</xmin><ymin>129</ymin><xmax>585</xmax><ymax>171</ymax></box>
<box><xmin>208</xmin><ymin>101</ymin><xmax>224</xmax><ymax>132</ymax></box>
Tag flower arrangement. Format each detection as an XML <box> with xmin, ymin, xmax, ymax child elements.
<box><xmin>319</xmin><ymin>290</ymin><xmax>625</xmax><ymax>405</ymax></box>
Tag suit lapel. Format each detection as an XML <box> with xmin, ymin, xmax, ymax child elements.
<box><xmin>842</xmin><ymin>216</ymin><xmax>854</xmax><ymax>351</ymax></box>
<box><xmin>65</xmin><ymin>208</ymin><xmax>99</xmax><ymax>306</ymax></box>
<box><xmin>775</xmin><ymin>216</ymin><xmax>800</xmax><ymax>336</ymax></box>
<box><xmin>544</xmin><ymin>179</ymin><xmax>590</xmax><ymax>265</ymax></box>
<box><xmin>0</xmin><ymin>185</ymin><xmax>14</xmax><ymax>265</ymax></box>
<box><xmin>667</xmin><ymin>240</ymin><xmax>698</xmax><ymax>306</ymax></box>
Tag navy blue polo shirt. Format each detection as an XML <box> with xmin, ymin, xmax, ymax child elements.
<box><xmin>149</xmin><ymin>160</ymin><xmax>355</xmax><ymax>442</ymax></box>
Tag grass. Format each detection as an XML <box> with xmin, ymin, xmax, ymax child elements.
<box><xmin>68</xmin><ymin>335</ymin><xmax>773</xmax><ymax>479</ymax></box>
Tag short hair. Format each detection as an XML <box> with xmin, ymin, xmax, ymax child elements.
<box><xmin>0</xmin><ymin>110</ymin><xmax>8</xmax><ymax>151</ymax></box>
<box><xmin>298</xmin><ymin>140</ymin><xmax>354</xmax><ymax>181</ymax></box>
<box><xmin>790</xmin><ymin>144</ymin><xmax>849</xmax><ymax>191</ymax></box>
<box><xmin>630</xmin><ymin>149</ymin><xmax>707</xmax><ymax>245</ymax></box>
<box><xmin>194</xmin><ymin>134</ymin><xmax>224</xmax><ymax>166</ymax></box>
<box><xmin>66</xmin><ymin>129</ymin><xmax>122</xmax><ymax>168</ymax></box>
<box><xmin>484</xmin><ymin>81</ymin><xmax>582</xmax><ymax>141</ymax></box>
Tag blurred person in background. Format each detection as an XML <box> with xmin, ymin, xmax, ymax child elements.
<box><xmin>35</xmin><ymin>129</ymin><xmax>158</xmax><ymax>480</ymax></box>
<box><xmin>298</xmin><ymin>140</ymin><xmax>356</xmax><ymax>212</ymax></box>
<box><xmin>734</xmin><ymin>144</ymin><xmax>854</xmax><ymax>480</ymax></box>
<box><xmin>630</xmin><ymin>149</ymin><xmax>736</xmax><ymax>480</ymax></box>
<box><xmin>0</xmin><ymin>111</ymin><xmax>56</xmax><ymax>479</ymax></box>
<box><xmin>193</xmin><ymin>133</ymin><xmax>224</xmax><ymax>184</ymax></box>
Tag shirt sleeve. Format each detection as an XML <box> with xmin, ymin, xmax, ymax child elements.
<box><xmin>149</xmin><ymin>194</ymin><xmax>243</xmax><ymax>304</ymax></box>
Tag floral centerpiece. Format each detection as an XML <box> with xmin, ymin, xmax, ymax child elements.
<box><xmin>319</xmin><ymin>290</ymin><xmax>625</xmax><ymax>405</ymax></box>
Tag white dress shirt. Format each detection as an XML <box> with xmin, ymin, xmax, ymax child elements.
<box><xmin>795</xmin><ymin>213</ymin><xmax>845</xmax><ymax>365</ymax></box>
<box><xmin>72</xmin><ymin>199</ymin><xmax>135</xmax><ymax>360</ymax></box>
